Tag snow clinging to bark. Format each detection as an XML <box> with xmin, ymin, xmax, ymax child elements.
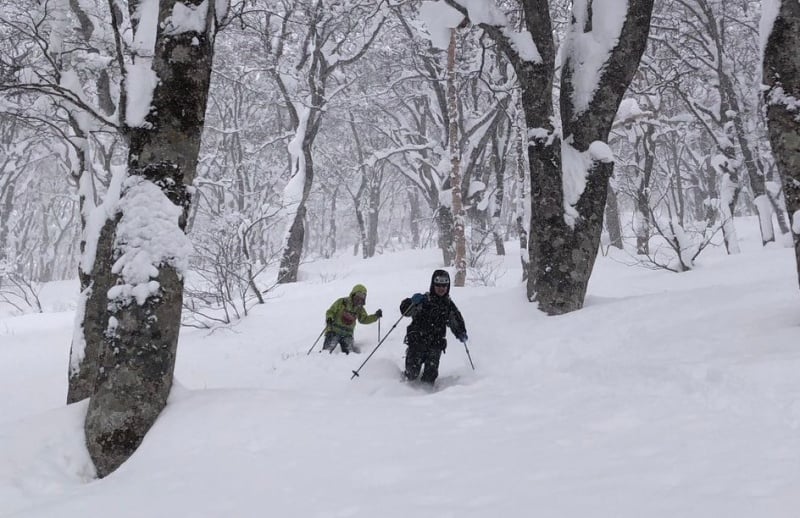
<box><xmin>759</xmin><ymin>0</ymin><xmax>780</xmax><ymax>60</ymax></box>
<box><xmin>283</xmin><ymin>105</ymin><xmax>310</xmax><ymax>212</ymax></box>
<box><xmin>69</xmin><ymin>289</ymin><xmax>89</xmax><ymax>375</ymax></box>
<box><xmin>417</xmin><ymin>1</ymin><xmax>540</xmax><ymax>62</ymax></box>
<box><xmin>216</xmin><ymin>0</ymin><xmax>229</xmax><ymax>20</ymax></box>
<box><xmin>563</xmin><ymin>0</ymin><xmax>629</xmax><ymax>115</ymax></box>
<box><xmin>562</xmin><ymin>140</ymin><xmax>614</xmax><ymax>227</ymax></box>
<box><xmin>125</xmin><ymin>0</ymin><xmax>159</xmax><ymax>127</ymax></box>
<box><xmin>504</xmin><ymin>29</ymin><xmax>541</xmax><ymax>63</ymax></box>
<box><xmin>562</xmin><ymin>140</ymin><xmax>589</xmax><ymax>227</ymax></box>
<box><xmin>164</xmin><ymin>0</ymin><xmax>210</xmax><ymax>36</ymax></box>
<box><xmin>459</xmin><ymin>0</ymin><xmax>541</xmax><ymax>62</ymax></box>
<box><xmin>418</xmin><ymin>1</ymin><xmax>463</xmax><ymax>50</ymax></box>
<box><xmin>107</xmin><ymin>177</ymin><xmax>192</xmax><ymax>306</ymax></box>
<box><xmin>277</xmin><ymin>105</ymin><xmax>310</xmax><ymax>253</ymax></box>
<box><xmin>766</xmin><ymin>86</ymin><xmax>800</xmax><ymax>122</ymax></box>
<box><xmin>79</xmin><ymin>165</ymin><xmax>126</xmax><ymax>276</ymax></box>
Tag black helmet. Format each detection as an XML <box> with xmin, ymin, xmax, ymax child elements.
<box><xmin>429</xmin><ymin>269</ymin><xmax>450</xmax><ymax>296</ymax></box>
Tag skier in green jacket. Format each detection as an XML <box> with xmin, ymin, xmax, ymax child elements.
<box><xmin>323</xmin><ymin>284</ymin><xmax>382</xmax><ymax>354</ymax></box>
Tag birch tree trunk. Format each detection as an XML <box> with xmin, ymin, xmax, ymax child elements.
<box><xmin>763</xmin><ymin>0</ymin><xmax>800</xmax><ymax>288</ymax></box>
<box><xmin>447</xmin><ymin>29</ymin><xmax>467</xmax><ymax>286</ymax></box>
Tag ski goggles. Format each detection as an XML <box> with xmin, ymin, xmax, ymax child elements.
<box><xmin>432</xmin><ymin>275</ymin><xmax>450</xmax><ymax>286</ymax></box>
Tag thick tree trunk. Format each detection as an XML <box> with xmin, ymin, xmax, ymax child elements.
<box><xmin>440</xmin><ymin>0</ymin><xmax>646</xmax><ymax>312</ymax></box>
<box><xmin>84</xmin><ymin>0</ymin><xmax>218</xmax><ymax>477</ymax></box>
<box><xmin>520</xmin><ymin>0</ymin><xmax>654</xmax><ymax>314</ymax></box>
<box><xmin>67</xmin><ymin>211</ymin><xmax>116</xmax><ymax>404</ymax></box>
<box><xmin>278</xmin><ymin>203</ymin><xmax>308</xmax><ymax>282</ymax></box>
<box><xmin>65</xmin><ymin>0</ymin><xmax>119</xmax><ymax>403</ymax></box>
<box><xmin>67</xmin><ymin>122</ymin><xmax>98</xmax><ymax>403</ymax></box>
<box><xmin>763</xmin><ymin>0</ymin><xmax>800</xmax><ymax>288</ymax></box>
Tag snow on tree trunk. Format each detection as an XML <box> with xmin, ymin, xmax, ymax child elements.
<box><xmin>733</xmin><ymin>116</ymin><xmax>774</xmax><ymax>246</ymax></box>
<box><xmin>84</xmin><ymin>0</ymin><xmax>223</xmax><ymax>478</ymax></box>
<box><xmin>719</xmin><ymin>165</ymin><xmax>742</xmax><ymax>254</ymax></box>
<box><xmin>67</xmin><ymin>171</ymin><xmax>119</xmax><ymax>404</ymax></box>
<box><xmin>277</xmin><ymin>147</ymin><xmax>313</xmax><ymax>283</ymax></box>
<box><xmin>762</xmin><ymin>0</ymin><xmax>800</xmax><ymax>288</ymax></box>
<box><xmin>65</xmin><ymin>0</ymin><xmax>119</xmax><ymax>404</ymax></box>
<box><xmin>753</xmin><ymin>194</ymin><xmax>776</xmax><ymax>245</ymax></box>
<box><xmin>455</xmin><ymin>0</ymin><xmax>653</xmax><ymax>313</ymax></box>
<box><xmin>711</xmin><ymin>154</ymin><xmax>742</xmax><ymax>255</ymax></box>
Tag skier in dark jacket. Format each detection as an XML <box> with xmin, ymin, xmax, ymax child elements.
<box><xmin>399</xmin><ymin>269</ymin><xmax>467</xmax><ymax>384</ymax></box>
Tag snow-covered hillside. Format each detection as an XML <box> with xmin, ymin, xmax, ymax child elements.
<box><xmin>2</xmin><ymin>223</ymin><xmax>799</xmax><ymax>517</ymax></box>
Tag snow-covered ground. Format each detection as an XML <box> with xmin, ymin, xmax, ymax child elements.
<box><xmin>2</xmin><ymin>219</ymin><xmax>799</xmax><ymax>517</ymax></box>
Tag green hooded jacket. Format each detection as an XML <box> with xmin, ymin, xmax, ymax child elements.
<box><xmin>325</xmin><ymin>284</ymin><xmax>379</xmax><ymax>336</ymax></box>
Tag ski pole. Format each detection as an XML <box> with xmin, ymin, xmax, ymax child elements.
<box><xmin>378</xmin><ymin>318</ymin><xmax>381</xmax><ymax>343</ymax></box>
<box><xmin>462</xmin><ymin>338</ymin><xmax>475</xmax><ymax>370</ymax></box>
<box><xmin>350</xmin><ymin>315</ymin><xmax>403</xmax><ymax>379</ymax></box>
<box><xmin>306</xmin><ymin>327</ymin><xmax>326</xmax><ymax>355</ymax></box>
<box><xmin>351</xmin><ymin>302</ymin><xmax>417</xmax><ymax>379</ymax></box>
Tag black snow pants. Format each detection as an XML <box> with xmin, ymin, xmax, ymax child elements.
<box><xmin>404</xmin><ymin>345</ymin><xmax>442</xmax><ymax>384</ymax></box>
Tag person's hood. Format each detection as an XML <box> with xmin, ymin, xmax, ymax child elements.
<box><xmin>429</xmin><ymin>269</ymin><xmax>450</xmax><ymax>297</ymax></box>
<box><xmin>350</xmin><ymin>284</ymin><xmax>367</xmax><ymax>299</ymax></box>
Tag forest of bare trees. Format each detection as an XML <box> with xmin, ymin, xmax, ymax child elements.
<box><xmin>1</xmin><ymin>0</ymin><xmax>798</xmax><ymax>475</ymax></box>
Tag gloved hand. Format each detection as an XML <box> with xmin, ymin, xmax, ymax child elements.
<box><xmin>457</xmin><ymin>333</ymin><xmax>468</xmax><ymax>343</ymax></box>
<box><xmin>410</xmin><ymin>293</ymin><xmax>425</xmax><ymax>305</ymax></box>
<box><xmin>374</xmin><ymin>309</ymin><xmax>383</xmax><ymax>318</ymax></box>
<box><xmin>326</xmin><ymin>317</ymin><xmax>333</xmax><ymax>325</ymax></box>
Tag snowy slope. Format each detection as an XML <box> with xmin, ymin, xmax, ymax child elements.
<box><xmin>1</xmin><ymin>221</ymin><xmax>799</xmax><ymax>517</ymax></box>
